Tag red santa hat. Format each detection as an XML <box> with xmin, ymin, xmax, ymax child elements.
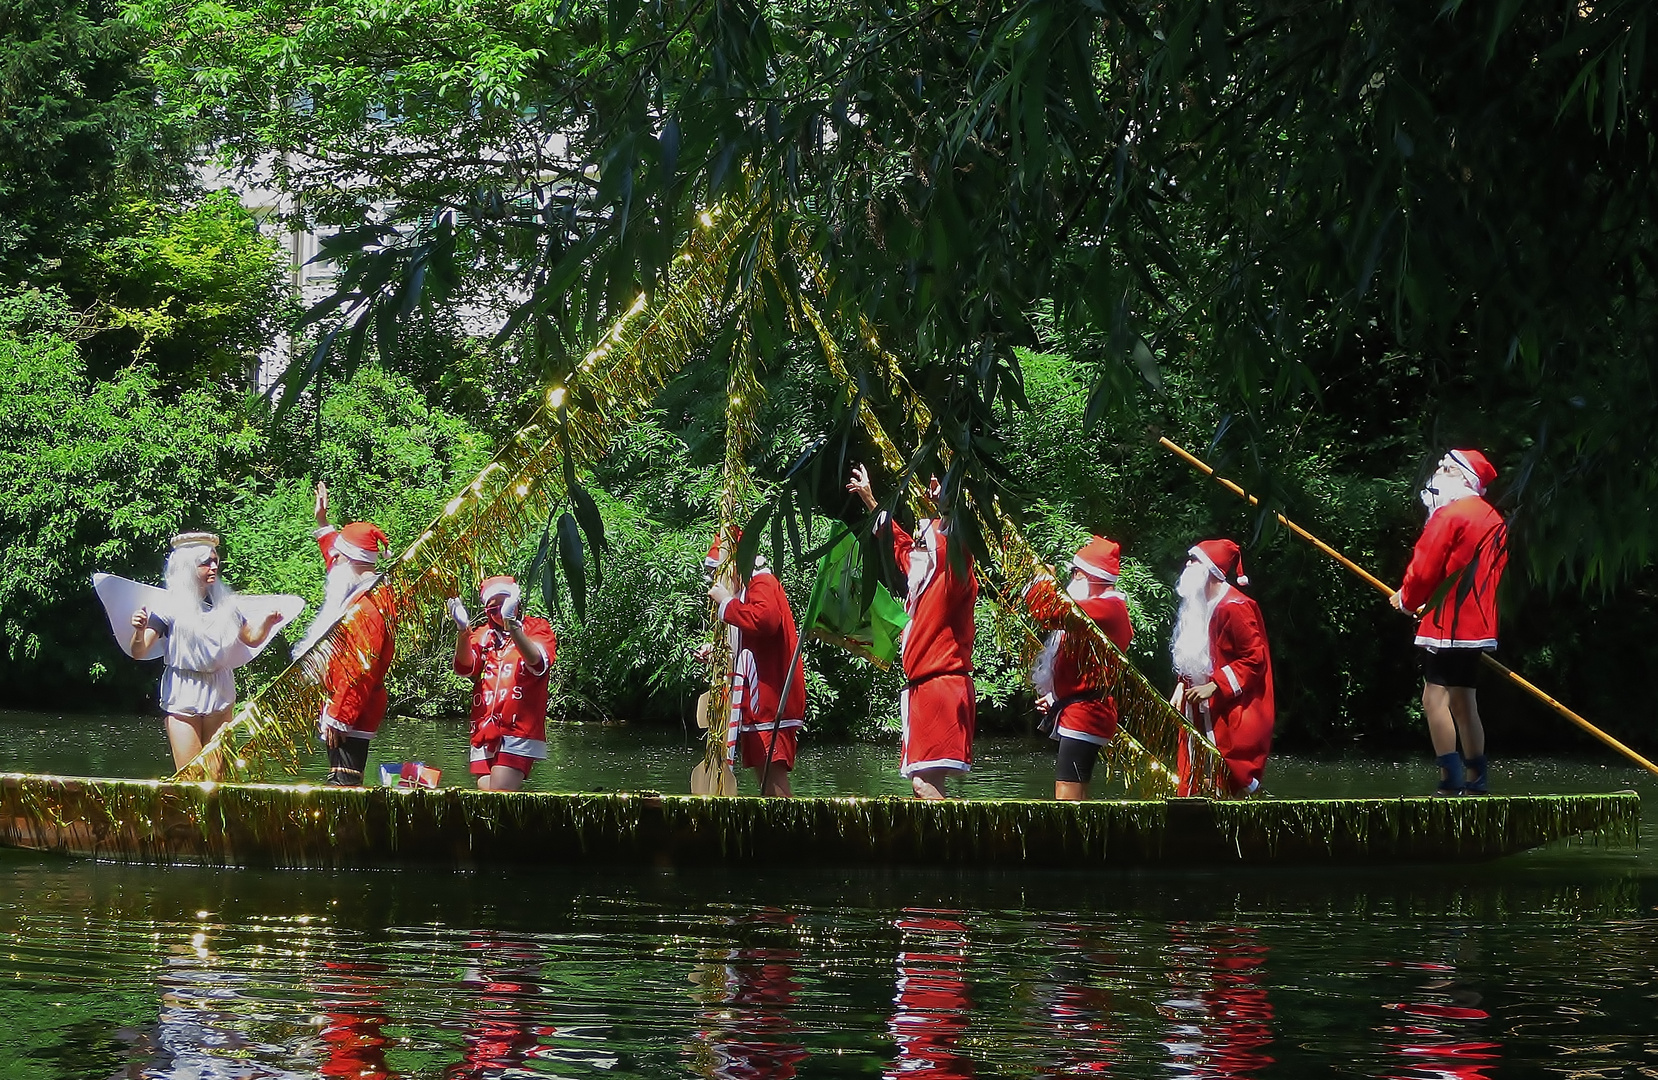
<box><xmin>332</xmin><ymin>521</ymin><xmax>389</xmax><ymax>566</ymax></box>
<box><xmin>1189</xmin><ymin>539</ymin><xmax>1249</xmax><ymax>587</ymax></box>
<box><xmin>1069</xmin><ymin>536</ymin><xmax>1121</xmax><ymax>582</ymax></box>
<box><xmin>479</xmin><ymin>575</ymin><xmax>520</xmax><ymax>607</ymax></box>
<box><xmin>1446</xmin><ymin>449</ymin><xmax>1497</xmax><ymax>495</ymax></box>
<box><xmin>704</xmin><ymin>527</ymin><xmax>739</xmax><ymax>567</ymax></box>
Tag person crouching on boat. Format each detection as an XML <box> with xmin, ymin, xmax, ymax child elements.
<box><xmin>1390</xmin><ymin>449</ymin><xmax>1508</xmax><ymax>796</ymax></box>
<box><xmin>1024</xmin><ymin>536</ymin><xmax>1134</xmax><ymax>801</ymax></box>
<box><xmin>1170</xmin><ymin>540</ymin><xmax>1276</xmax><ymax>796</ymax></box>
<box><xmin>847</xmin><ymin>464</ymin><xmax>978</xmax><ymax>800</ymax></box>
<box><xmin>448</xmin><ymin>576</ymin><xmax>556</xmax><ymax>792</ymax></box>
<box><xmin>127</xmin><ymin>533</ymin><xmax>286</xmax><ymax>776</ymax></box>
<box><xmin>294</xmin><ymin>482</ymin><xmax>396</xmax><ymax>786</ymax></box>
<box><xmin>705</xmin><ymin>531</ymin><xmax>807</xmax><ymax>798</ymax></box>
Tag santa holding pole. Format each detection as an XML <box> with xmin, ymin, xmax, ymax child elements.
<box><xmin>705</xmin><ymin>530</ymin><xmax>807</xmax><ymax>798</ymax></box>
<box><xmin>847</xmin><ymin>464</ymin><xmax>977</xmax><ymax>800</ymax></box>
<box><xmin>449</xmin><ymin>575</ymin><xmax>557</xmax><ymax>792</ymax></box>
<box><xmin>293</xmin><ymin>482</ymin><xmax>397</xmax><ymax>786</ymax></box>
<box><xmin>1389</xmin><ymin>449</ymin><xmax>1508</xmax><ymax>795</ymax></box>
<box><xmin>1024</xmin><ymin>536</ymin><xmax>1133</xmax><ymax>801</ymax></box>
<box><xmin>1171</xmin><ymin>539</ymin><xmax>1276</xmax><ymax>796</ymax></box>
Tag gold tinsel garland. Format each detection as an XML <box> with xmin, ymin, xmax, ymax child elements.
<box><xmin>177</xmin><ymin>204</ymin><xmax>762</xmax><ymax>781</ymax></box>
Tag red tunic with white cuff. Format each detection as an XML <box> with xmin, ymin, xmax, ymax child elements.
<box><xmin>461</xmin><ymin>618</ymin><xmax>557</xmax><ymax>775</ymax></box>
<box><xmin>884</xmin><ymin>514</ymin><xmax>978</xmax><ymax>777</ymax></box>
<box><xmin>1204</xmin><ymin>585</ymin><xmax>1276</xmax><ymax>794</ymax></box>
<box><xmin>315</xmin><ymin>527</ymin><xmax>396</xmax><ymax>740</ymax></box>
<box><xmin>1024</xmin><ymin>577</ymin><xmax>1134</xmax><ymax>745</ymax></box>
<box><xmin>1399</xmin><ymin>495</ymin><xmax>1508</xmax><ymax>650</ymax></box>
<box><xmin>719</xmin><ymin>569</ymin><xmax>807</xmax><ymax>770</ymax></box>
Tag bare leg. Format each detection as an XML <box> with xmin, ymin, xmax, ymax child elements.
<box><xmin>1421</xmin><ymin>683</ymin><xmax>1459</xmax><ymax>755</ymax></box>
<box><xmin>749</xmin><ymin>766</ymin><xmax>793</xmax><ymax>798</ymax></box>
<box><xmin>911</xmin><ymin>769</ymin><xmax>950</xmax><ymax>800</ymax></box>
<box><xmin>475</xmin><ymin>774</ymin><xmax>493</xmax><ymax>790</ymax></box>
<box><xmin>488</xmin><ymin>765</ymin><xmax>527</xmax><ymax>792</ymax></box>
<box><xmin>1055</xmin><ymin>781</ymin><xmax>1088</xmax><ymax>802</ymax></box>
<box><xmin>166</xmin><ymin>709</ymin><xmax>229</xmax><ymax>778</ymax></box>
<box><xmin>1448</xmin><ymin>688</ymin><xmax>1485</xmax><ymax>758</ymax></box>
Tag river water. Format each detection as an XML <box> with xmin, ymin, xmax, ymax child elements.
<box><xmin>2</xmin><ymin>709</ymin><xmax>1655</xmax><ymax>1078</ymax></box>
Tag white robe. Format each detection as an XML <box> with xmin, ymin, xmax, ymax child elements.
<box><xmin>93</xmin><ymin>574</ymin><xmax>305</xmax><ymax>716</ymax></box>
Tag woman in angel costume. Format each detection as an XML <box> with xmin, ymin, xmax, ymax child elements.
<box><xmin>96</xmin><ymin>532</ymin><xmax>303</xmax><ymax>776</ymax></box>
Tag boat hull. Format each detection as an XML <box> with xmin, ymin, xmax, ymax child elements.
<box><xmin>0</xmin><ymin>774</ymin><xmax>1639</xmax><ymax>869</ymax></box>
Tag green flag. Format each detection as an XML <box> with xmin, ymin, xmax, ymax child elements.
<box><xmin>803</xmin><ymin>526</ymin><xmax>907</xmax><ymax>667</ymax></box>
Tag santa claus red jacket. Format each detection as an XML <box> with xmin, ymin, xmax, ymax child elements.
<box><xmin>1024</xmin><ymin>577</ymin><xmax>1133</xmax><ymax>745</ymax></box>
<box><xmin>718</xmin><ymin>569</ymin><xmax>807</xmax><ymax>729</ymax></box>
<box><xmin>1207</xmin><ymin>585</ymin><xmax>1275</xmax><ymax>792</ymax></box>
<box><xmin>886</xmin><ymin>516</ymin><xmax>977</xmax><ymax>682</ymax></box>
<box><xmin>1399</xmin><ymin>495</ymin><xmax>1508</xmax><ymax>649</ymax></box>
<box><xmin>463</xmin><ymin>617</ymin><xmax>557</xmax><ymax>750</ymax></box>
<box><xmin>316</xmin><ymin>529</ymin><xmax>396</xmax><ymax>738</ymax></box>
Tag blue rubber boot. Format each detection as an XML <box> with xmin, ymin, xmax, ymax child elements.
<box><xmin>1434</xmin><ymin>751</ymin><xmax>1465</xmax><ymax>796</ymax></box>
<box><xmin>1463</xmin><ymin>755</ymin><xmax>1489</xmax><ymax>795</ymax></box>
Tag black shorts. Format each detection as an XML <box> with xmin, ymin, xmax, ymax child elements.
<box><xmin>1421</xmin><ymin>647</ymin><xmax>1484</xmax><ymax>688</ymax></box>
<box><xmin>1055</xmin><ymin>736</ymin><xmax>1103</xmax><ymax>784</ymax></box>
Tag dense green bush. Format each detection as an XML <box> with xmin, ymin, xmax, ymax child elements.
<box><xmin>0</xmin><ymin>288</ymin><xmax>260</xmax><ymax>706</ymax></box>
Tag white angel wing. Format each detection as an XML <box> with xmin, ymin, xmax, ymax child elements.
<box><xmin>92</xmin><ymin>573</ymin><xmax>169</xmax><ymax>660</ymax></box>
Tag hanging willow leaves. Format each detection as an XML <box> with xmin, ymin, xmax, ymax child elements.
<box><xmin>556</xmin><ymin>510</ymin><xmax>586</xmax><ymax>623</ymax></box>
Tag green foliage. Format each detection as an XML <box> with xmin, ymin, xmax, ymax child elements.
<box><xmin>0</xmin><ymin>287</ymin><xmax>260</xmax><ymax>704</ymax></box>
<box><xmin>0</xmin><ymin>0</ymin><xmax>188</xmax><ymax>283</ymax></box>
<box><xmin>130</xmin><ymin>0</ymin><xmax>1658</xmax><ymax>594</ymax></box>
<box><xmin>85</xmin><ymin>190</ymin><xmax>297</xmax><ymax>382</ymax></box>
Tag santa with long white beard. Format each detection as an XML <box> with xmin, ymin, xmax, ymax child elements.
<box><xmin>1389</xmin><ymin>449</ymin><xmax>1507</xmax><ymax>795</ymax></box>
<box><xmin>847</xmin><ymin>464</ymin><xmax>978</xmax><ymax>801</ymax></box>
<box><xmin>295</xmin><ymin>482</ymin><xmax>396</xmax><ymax>786</ymax></box>
<box><xmin>1170</xmin><ymin>539</ymin><xmax>1276</xmax><ymax>796</ymax></box>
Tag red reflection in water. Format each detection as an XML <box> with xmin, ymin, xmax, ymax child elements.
<box><xmin>687</xmin><ymin>909</ymin><xmax>809</xmax><ymax>1080</ymax></box>
<box><xmin>1380</xmin><ymin>965</ymin><xmax>1501</xmax><ymax>1080</ymax></box>
<box><xmin>884</xmin><ymin>909</ymin><xmax>975</xmax><ymax>1079</ymax></box>
<box><xmin>1042</xmin><ymin>929</ymin><xmax>1119</xmax><ymax>1077</ymax></box>
<box><xmin>445</xmin><ymin>937</ymin><xmax>556</xmax><ymax>1079</ymax></box>
<box><xmin>1161</xmin><ymin>925</ymin><xmax>1275</xmax><ymax>1080</ymax></box>
<box><xmin>317</xmin><ymin>960</ymin><xmax>396</xmax><ymax>1079</ymax></box>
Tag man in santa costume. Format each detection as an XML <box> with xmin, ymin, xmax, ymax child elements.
<box><xmin>294</xmin><ymin>481</ymin><xmax>397</xmax><ymax>786</ymax></box>
<box><xmin>1170</xmin><ymin>539</ymin><xmax>1276</xmax><ymax>796</ymax></box>
<box><xmin>449</xmin><ymin>575</ymin><xmax>557</xmax><ymax>792</ymax></box>
<box><xmin>1390</xmin><ymin>449</ymin><xmax>1508</xmax><ymax>795</ymax></box>
<box><xmin>1024</xmin><ymin>536</ymin><xmax>1134</xmax><ymax>801</ymax></box>
<box><xmin>705</xmin><ymin>530</ymin><xmax>807</xmax><ymax>797</ymax></box>
<box><xmin>847</xmin><ymin>464</ymin><xmax>977</xmax><ymax>800</ymax></box>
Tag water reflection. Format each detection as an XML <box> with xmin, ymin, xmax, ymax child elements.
<box><xmin>1</xmin><ymin>860</ymin><xmax>1655</xmax><ymax>1080</ymax></box>
<box><xmin>1161</xmin><ymin>925</ymin><xmax>1274</xmax><ymax>1080</ymax></box>
<box><xmin>886</xmin><ymin>910</ymin><xmax>975</xmax><ymax>1079</ymax></box>
<box><xmin>1038</xmin><ymin>927</ymin><xmax>1121</xmax><ymax>1077</ymax></box>
<box><xmin>447</xmin><ymin>935</ymin><xmax>553</xmax><ymax>1078</ymax></box>
<box><xmin>317</xmin><ymin>960</ymin><xmax>396</xmax><ymax>1079</ymax></box>
<box><xmin>152</xmin><ymin>952</ymin><xmax>302</xmax><ymax>1078</ymax></box>
<box><xmin>1380</xmin><ymin>962</ymin><xmax>1500</xmax><ymax>1080</ymax></box>
<box><xmin>687</xmin><ymin>910</ymin><xmax>808</xmax><ymax>1079</ymax></box>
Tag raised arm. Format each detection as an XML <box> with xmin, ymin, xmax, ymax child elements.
<box><xmin>238</xmin><ymin>609</ymin><xmax>285</xmax><ymax>647</ymax></box>
<box><xmin>129</xmin><ymin>607</ymin><xmax>161</xmax><ymax>658</ymax></box>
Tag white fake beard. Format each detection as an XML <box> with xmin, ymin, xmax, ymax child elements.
<box><xmin>292</xmin><ymin>560</ymin><xmax>376</xmax><ymax>659</ymax></box>
<box><xmin>1420</xmin><ymin>474</ymin><xmax>1477</xmax><ymax>514</ymax></box>
<box><xmin>1170</xmin><ymin>563</ymin><xmax>1217</xmax><ymax>681</ymax></box>
<box><xmin>906</xmin><ymin>524</ymin><xmax>935</xmax><ymax>599</ymax></box>
<box><xmin>1066</xmin><ymin>576</ymin><xmax>1094</xmax><ymax>601</ymax></box>
<box><xmin>1031</xmin><ymin>629</ymin><xmax>1062</xmax><ymax>699</ymax></box>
